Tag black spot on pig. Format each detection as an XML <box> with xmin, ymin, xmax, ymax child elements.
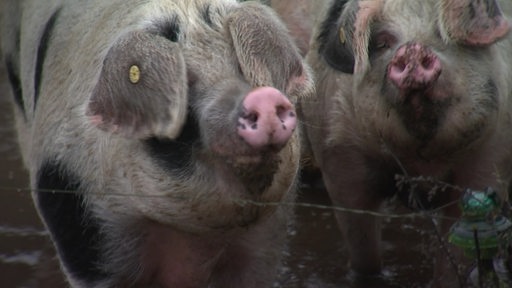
<box><xmin>317</xmin><ymin>0</ymin><xmax>355</xmax><ymax>73</ymax></box>
<box><xmin>317</xmin><ymin>0</ymin><xmax>349</xmax><ymax>45</ymax></box>
<box><xmin>34</xmin><ymin>8</ymin><xmax>61</xmax><ymax>109</ymax></box>
<box><xmin>144</xmin><ymin>109</ymin><xmax>200</xmax><ymax>173</ymax></box>
<box><xmin>5</xmin><ymin>56</ymin><xmax>24</xmax><ymax>117</ymax></box>
<box><xmin>36</xmin><ymin>161</ymin><xmax>107</xmax><ymax>284</ymax></box>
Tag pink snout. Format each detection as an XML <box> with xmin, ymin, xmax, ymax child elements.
<box><xmin>388</xmin><ymin>42</ymin><xmax>442</xmax><ymax>91</ymax></box>
<box><xmin>238</xmin><ymin>87</ymin><xmax>296</xmax><ymax>150</ymax></box>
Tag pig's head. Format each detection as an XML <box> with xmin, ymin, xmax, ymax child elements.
<box><xmin>313</xmin><ymin>0</ymin><xmax>510</xmax><ymax>158</ymax></box>
<box><xmin>84</xmin><ymin>0</ymin><xmax>313</xmax><ymax>230</ymax></box>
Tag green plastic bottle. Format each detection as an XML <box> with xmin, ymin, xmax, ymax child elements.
<box><xmin>448</xmin><ymin>188</ymin><xmax>512</xmax><ymax>287</ymax></box>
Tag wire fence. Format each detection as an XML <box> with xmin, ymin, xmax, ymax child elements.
<box><xmin>1</xmin><ymin>171</ymin><xmax>512</xmax><ymax>287</ymax></box>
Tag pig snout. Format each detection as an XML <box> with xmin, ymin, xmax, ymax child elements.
<box><xmin>238</xmin><ymin>87</ymin><xmax>296</xmax><ymax>150</ymax></box>
<box><xmin>388</xmin><ymin>42</ymin><xmax>442</xmax><ymax>91</ymax></box>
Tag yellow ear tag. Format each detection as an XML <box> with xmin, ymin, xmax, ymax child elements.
<box><xmin>129</xmin><ymin>65</ymin><xmax>140</xmax><ymax>84</ymax></box>
<box><xmin>339</xmin><ymin>27</ymin><xmax>346</xmax><ymax>44</ymax></box>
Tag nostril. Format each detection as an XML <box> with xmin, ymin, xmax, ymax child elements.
<box><xmin>421</xmin><ymin>55</ymin><xmax>434</xmax><ymax>70</ymax></box>
<box><xmin>276</xmin><ymin>105</ymin><xmax>287</xmax><ymax>120</ymax></box>
<box><xmin>242</xmin><ymin>111</ymin><xmax>259</xmax><ymax>129</ymax></box>
<box><xmin>276</xmin><ymin>106</ymin><xmax>296</xmax><ymax>130</ymax></box>
<box><xmin>395</xmin><ymin>59</ymin><xmax>407</xmax><ymax>72</ymax></box>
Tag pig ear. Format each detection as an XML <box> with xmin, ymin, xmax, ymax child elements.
<box><xmin>228</xmin><ymin>3</ymin><xmax>310</xmax><ymax>96</ymax></box>
<box><xmin>317</xmin><ymin>0</ymin><xmax>383</xmax><ymax>74</ymax></box>
<box><xmin>87</xmin><ymin>31</ymin><xmax>187</xmax><ymax>139</ymax></box>
<box><xmin>317</xmin><ymin>3</ymin><xmax>356</xmax><ymax>74</ymax></box>
<box><xmin>439</xmin><ymin>0</ymin><xmax>510</xmax><ymax>46</ymax></box>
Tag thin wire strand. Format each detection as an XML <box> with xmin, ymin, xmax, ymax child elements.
<box><xmin>0</xmin><ymin>184</ymin><xmax>461</xmax><ymax>221</ymax></box>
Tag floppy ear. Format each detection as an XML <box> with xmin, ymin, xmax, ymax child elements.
<box><xmin>87</xmin><ymin>31</ymin><xmax>187</xmax><ymax>139</ymax></box>
<box><xmin>317</xmin><ymin>0</ymin><xmax>383</xmax><ymax>75</ymax></box>
<box><xmin>227</xmin><ymin>2</ymin><xmax>310</xmax><ymax>96</ymax></box>
<box><xmin>439</xmin><ymin>0</ymin><xmax>510</xmax><ymax>46</ymax></box>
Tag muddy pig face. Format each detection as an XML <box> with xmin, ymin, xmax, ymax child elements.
<box><xmin>301</xmin><ymin>0</ymin><xmax>512</xmax><ymax>284</ymax></box>
<box><xmin>315</xmin><ymin>0</ymin><xmax>510</xmax><ymax>158</ymax></box>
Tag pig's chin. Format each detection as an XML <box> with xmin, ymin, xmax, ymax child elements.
<box><xmin>228</xmin><ymin>151</ymin><xmax>281</xmax><ymax>169</ymax></box>
<box><xmin>219</xmin><ymin>152</ymin><xmax>282</xmax><ymax>183</ymax></box>
<box><xmin>210</xmin><ymin>143</ymin><xmax>283</xmax><ymax>189</ymax></box>
<box><xmin>401</xmin><ymin>90</ymin><xmax>440</xmax><ymax>117</ymax></box>
<box><xmin>393</xmin><ymin>89</ymin><xmax>451</xmax><ymax>142</ymax></box>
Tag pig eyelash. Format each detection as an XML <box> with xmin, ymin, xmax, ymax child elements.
<box><xmin>375</xmin><ymin>40</ymin><xmax>389</xmax><ymax>50</ymax></box>
<box><xmin>369</xmin><ymin>31</ymin><xmax>397</xmax><ymax>55</ymax></box>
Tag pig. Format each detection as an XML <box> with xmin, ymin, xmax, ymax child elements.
<box><xmin>0</xmin><ymin>0</ymin><xmax>314</xmax><ymax>287</ymax></box>
<box><xmin>300</xmin><ymin>0</ymin><xmax>512</xmax><ymax>286</ymax></box>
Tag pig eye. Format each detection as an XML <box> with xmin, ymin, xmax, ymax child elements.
<box><xmin>369</xmin><ymin>31</ymin><xmax>396</xmax><ymax>55</ymax></box>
